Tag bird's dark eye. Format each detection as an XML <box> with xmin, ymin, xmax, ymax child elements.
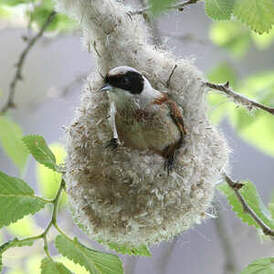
<box><xmin>121</xmin><ymin>77</ymin><xmax>129</xmax><ymax>85</ymax></box>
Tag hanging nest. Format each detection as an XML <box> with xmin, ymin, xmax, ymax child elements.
<box><xmin>56</xmin><ymin>0</ymin><xmax>229</xmax><ymax>247</ymax></box>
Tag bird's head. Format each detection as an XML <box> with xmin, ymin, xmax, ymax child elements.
<box><xmin>100</xmin><ymin>66</ymin><xmax>161</xmax><ymax>107</ymax></box>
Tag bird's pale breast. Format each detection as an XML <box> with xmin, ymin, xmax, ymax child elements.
<box><xmin>115</xmin><ymin>103</ymin><xmax>181</xmax><ymax>154</ymax></box>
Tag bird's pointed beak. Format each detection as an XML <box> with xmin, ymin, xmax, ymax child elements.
<box><xmin>99</xmin><ymin>84</ymin><xmax>113</xmax><ymax>92</ymax></box>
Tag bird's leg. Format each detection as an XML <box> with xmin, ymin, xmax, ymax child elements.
<box><xmin>163</xmin><ymin>147</ymin><xmax>176</xmax><ymax>175</ymax></box>
<box><xmin>163</xmin><ymin>138</ymin><xmax>183</xmax><ymax>175</ymax></box>
<box><xmin>105</xmin><ymin>101</ymin><xmax>120</xmax><ymax>150</ymax></box>
<box><xmin>164</xmin><ymin>153</ymin><xmax>175</xmax><ymax>175</ymax></box>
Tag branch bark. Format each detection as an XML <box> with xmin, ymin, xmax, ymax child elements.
<box><xmin>0</xmin><ymin>11</ymin><xmax>56</xmax><ymax>114</ymax></box>
<box><xmin>224</xmin><ymin>174</ymin><xmax>274</xmax><ymax>237</ymax></box>
<box><xmin>204</xmin><ymin>81</ymin><xmax>274</xmax><ymax>115</ymax></box>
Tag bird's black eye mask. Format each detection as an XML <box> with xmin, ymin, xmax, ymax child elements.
<box><xmin>105</xmin><ymin>71</ymin><xmax>144</xmax><ymax>94</ymax></box>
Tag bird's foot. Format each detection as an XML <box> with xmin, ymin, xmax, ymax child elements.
<box><xmin>164</xmin><ymin>154</ymin><xmax>175</xmax><ymax>175</ymax></box>
<box><xmin>105</xmin><ymin>138</ymin><xmax>120</xmax><ymax>151</ymax></box>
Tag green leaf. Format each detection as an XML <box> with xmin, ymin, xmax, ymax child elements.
<box><xmin>55</xmin><ymin>235</ymin><xmax>124</xmax><ymax>274</ymax></box>
<box><xmin>30</xmin><ymin>0</ymin><xmax>76</xmax><ymax>32</ymax></box>
<box><xmin>0</xmin><ymin>238</ymin><xmax>34</xmax><ymax>272</ymax></box>
<box><xmin>205</xmin><ymin>0</ymin><xmax>234</xmax><ymax>20</ymax></box>
<box><xmin>41</xmin><ymin>257</ymin><xmax>72</xmax><ymax>274</ymax></box>
<box><xmin>0</xmin><ymin>0</ymin><xmax>33</xmax><ymax>6</ymax></box>
<box><xmin>241</xmin><ymin>257</ymin><xmax>274</xmax><ymax>274</ymax></box>
<box><xmin>6</xmin><ymin>215</ymin><xmax>40</xmax><ymax>237</ymax></box>
<box><xmin>209</xmin><ymin>21</ymin><xmax>250</xmax><ymax>57</ymax></box>
<box><xmin>6</xmin><ymin>268</ymin><xmax>25</xmax><ymax>274</ymax></box>
<box><xmin>22</xmin><ymin>135</ymin><xmax>57</xmax><ymax>171</ymax></box>
<box><xmin>104</xmin><ymin>242</ymin><xmax>151</xmax><ymax>256</ymax></box>
<box><xmin>251</xmin><ymin>28</ymin><xmax>274</xmax><ymax>50</ymax></box>
<box><xmin>233</xmin><ymin>113</ymin><xmax>274</xmax><ymax>155</ymax></box>
<box><xmin>269</xmin><ymin>203</ymin><xmax>274</xmax><ymax>220</ymax></box>
<box><xmin>207</xmin><ymin>62</ymin><xmax>237</xmax><ymax>87</ymax></box>
<box><xmin>233</xmin><ymin>0</ymin><xmax>274</xmax><ymax>34</ymax></box>
<box><xmin>0</xmin><ymin>117</ymin><xmax>28</xmax><ymax>173</ymax></box>
<box><xmin>36</xmin><ymin>143</ymin><xmax>67</xmax><ymax>206</ymax></box>
<box><xmin>0</xmin><ymin>170</ymin><xmax>47</xmax><ymax>228</ymax></box>
<box><xmin>218</xmin><ymin>181</ymin><xmax>274</xmax><ymax>231</ymax></box>
<box><xmin>268</xmin><ymin>193</ymin><xmax>274</xmax><ymax>220</ymax></box>
<box><xmin>0</xmin><ymin>6</ymin><xmax>11</xmax><ymax>18</ymax></box>
<box><xmin>57</xmin><ymin>256</ymin><xmax>89</xmax><ymax>274</ymax></box>
<box><xmin>149</xmin><ymin>0</ymin><xmax>176</xmax><ymax>15</ymax></box>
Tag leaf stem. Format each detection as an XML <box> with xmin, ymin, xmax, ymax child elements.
<box><xmin>224</xmin><ymin>173</ymin><xmax>274</xmax><ymax>237</ymax></box>
<box><xmin>43</xmin><ymin>236</ymin><xmax>51</xmax><ymax>258</ymax></box>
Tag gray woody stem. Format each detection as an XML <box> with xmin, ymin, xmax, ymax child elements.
<box><xmin>224</xmin><ymin>174</ymin><xmax>274</xmax><ymax>237</ymax></box>
<box><xmin>204</xmin><ymin>81</ymin><xmax>274</xmax><ymax>115</ymax></box>
<box><xmin>0</xmin><ymin>11</ymin><xmax>56</xmax><ymax>114</ymax></box>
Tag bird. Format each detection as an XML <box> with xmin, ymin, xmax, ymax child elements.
<box><xmin>100</xmin><ymin>66</ymin><xmax>187</xmax><ymax>174</ymax></box>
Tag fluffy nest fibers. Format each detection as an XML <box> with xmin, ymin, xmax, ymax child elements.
<box><xmin>56</xmin><ymin>0</ymin><xmax>230</xmax><ymax>247</ymax></box>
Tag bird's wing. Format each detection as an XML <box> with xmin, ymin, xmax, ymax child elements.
<box><xmin>166</xmin><ymin>99</ymin><xmax>187</xmax><ymax>136</ymax></box>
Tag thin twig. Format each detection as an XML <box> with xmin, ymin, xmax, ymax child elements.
<box><xmin>162</xmin><ymin>32</ymin><xmax>208</xmax><ymax>44</ymax></box>
<box><xmin>131</xmin><ymin>0</ymin><xmax>200</xmax><ymax>15</ymax></box>
<box><xmin>166</xmin><ymin>64</ymin><xmax>178</xmax><ymax>88</ymax></box>
<box><xmin>0</xmin><ymin>11</ymin><xmax>57</xmax><ymax>114</ymax></box>
<box><xmin>224</xmin><ymin>174</ymin><xmax>274</xmax><ymax>237</ymax></box>
<box><xmin>204</xmin><ymin>81</ymin><xmax>274</xmax><ymax>115</ymax></box>
<box><xmin>214</xmin><ymin>209</ymin><xmax>238</xmax><ymax>274</ymax></box>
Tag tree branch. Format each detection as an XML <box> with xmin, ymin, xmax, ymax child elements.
<box><xmin>224</xmin><ymin>174</ymin><xmax>274</xmax><ymax>237</ymax></box>
<box><xmin>0</xmin><ymin>11</ymin><xmax>57</xmax><ymax>115</ymax></box>
<box><xmin>204</xmin><ymin>81</ymin><xmax>274</xmax><ymax>115</ymax></box>
<box><xmin>131</xmin><ymin>0</ymin><xmax>200</xmax><ymax>15</ymax></box>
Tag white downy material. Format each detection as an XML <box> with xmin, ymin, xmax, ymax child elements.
<box><xmin>56</xmin><ymin>0</ymin><xmax>229</xmax><ymax>247</ymax></box>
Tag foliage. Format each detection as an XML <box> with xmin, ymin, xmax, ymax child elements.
<box><xmin>218</xmin><ymin>181</ymin><xmax>274</xmax><ymax>231</ymax></box>
<box><xmin>36</xmin><ymin>143</ymin><xmax>67</xmax><ymax>206</ymax></box>
<box><xmin>241</xmin><ymin>257</ymin><xmax>274</xmax><ymax>274</ymax></box>
<box><xmin>233</xmin><ymin>0</ymin><xmax>274</xmax><ymax>34</ymax></box>
<box><xmin>0</xmin><ymin>117</ymin><xmax>28</xmax><ymax>174</ymax></box>
<box><xmin>0</xmin><ymin>170</ymin><xmax>48</xmax><ymax>228</ymax></box>
<box><xmin>7</xmin><ymin>215</ymin><xmax>40</xmax><ymax>237</ymax></box>
<box><xmin>41</xmin><ymin>258</ymin><xmax>72</xmax><ymax>274</ymax></box>
<box><xmin>55</xmin><ymin>235</ymin><xmax>123</xmax><ymax>274</ymax></box>
<box><xmin>205</xmin><ymin>0</ymin><xmax>234</xmax><ymax>20</ymax></box>
<box><xmin>149</xmin><ymin>0</ymin><xmax>177</xmax><ymax>15</ymax></box>
<box><xmin>102</xmin><ymin>242</ymin><xmax>151</xmax><ymax>256</ymax></box>
<box><xmin>148</xmin><ymin>0</ymin><xmax>274</xmax><ymax>34</ymax></box>
<box><xmin>22</xmin><ymin>135</ymin><xmax>58</xmax><ymax>171</ymax></box>
<box><xmin>210</xmin><ymin>21</ymin><xmax>274</xmax><ymax>57</ymax></box>
<box><xmin>0</xmin><ymin>0</ymin><xmax>76</xmax><ymax>32</ymax></box>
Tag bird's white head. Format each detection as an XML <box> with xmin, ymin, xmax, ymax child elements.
<box><xmin>100</xmin><ymin>66</ymin><xmax>161</xmax><ymax>108</ymax></box>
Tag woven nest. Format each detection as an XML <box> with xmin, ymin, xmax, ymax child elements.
<box><xmin>57</xmin><ymin>0</ymin><xmax>230</xmax><ymax>247</ymax></box>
